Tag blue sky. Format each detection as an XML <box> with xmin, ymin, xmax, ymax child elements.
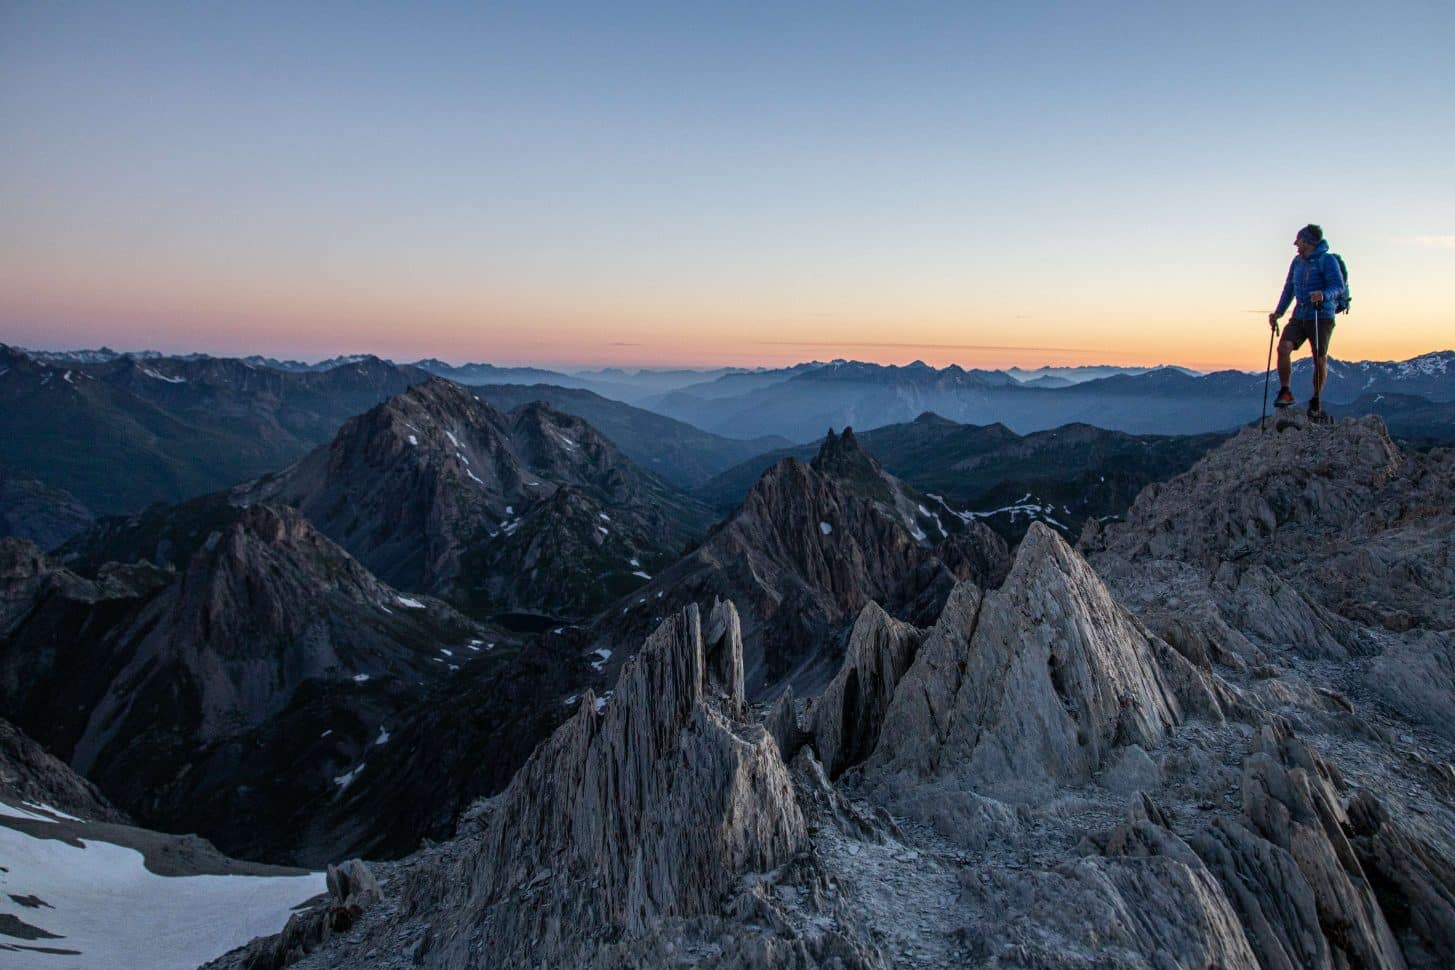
<box><xmin>2</xmin><ymin>1</ymin><xmax>1452</xmax><ymax>368</ymax></box>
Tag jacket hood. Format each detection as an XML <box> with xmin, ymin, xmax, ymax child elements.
<box><xmin>1304</xmin><ymin>239</ymin><xmax>1330</xmax><ymax>259</ymax></box>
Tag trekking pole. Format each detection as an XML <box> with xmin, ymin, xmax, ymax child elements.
<box><xmin>1261</xmin><ymin>320</ymin><xmax>1278</xmax><ymax>433</ymax></box>
<box><xmin>1310</xmin><ymin>299</ymin><xmax>1321</xmax><ymax>418</ymax></box>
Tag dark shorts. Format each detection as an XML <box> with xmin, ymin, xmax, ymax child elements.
<box><xmin>1282</xmin><ymin>317</ymin><xmax>1335</xmax><ymax>355</ymax></box>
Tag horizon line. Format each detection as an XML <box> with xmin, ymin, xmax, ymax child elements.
<box><xmin>9</xmin><ymin>341</ymin><xmax>1453</xmax><ymax>377</ymax></box>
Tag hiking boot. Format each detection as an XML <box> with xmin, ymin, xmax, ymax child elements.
<box><xmin>1307</xmin><ymin>397</ymin><xmax>1324</xmax><ymax>419</ymax></box>
<box><xmin>1274</xmin><ymin>388</ymin><xmax>1294</xmax><ymax>408</ymax></box>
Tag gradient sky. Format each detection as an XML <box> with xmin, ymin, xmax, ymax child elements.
<box><xmin>2</xmin><ymin>1</ymin><xmax>1452</xmax><ymax>371</ymax></box>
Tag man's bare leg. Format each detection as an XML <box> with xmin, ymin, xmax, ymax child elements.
<box><xmin>1277</xmin><ymin>340</ymin><xmax>1293</xmax><ymax>390</ymax></box>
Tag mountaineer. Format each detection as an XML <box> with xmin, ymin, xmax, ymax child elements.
<box><xmin>1268</xmin><ymin>224</ymin><xmax>1346</xmax><ymax>418</ymax></box>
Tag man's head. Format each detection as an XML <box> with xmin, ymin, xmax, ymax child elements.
<box><xmin>1294</xmin><ymin>223</ymin><xmax>1323</xmax><ymax>257</ymax></box>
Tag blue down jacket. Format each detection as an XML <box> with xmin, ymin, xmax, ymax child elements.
<box><xmin>1275</xmin><ymin>239</ymin><xmax>1345</xmax><ymax>321</ymax></box>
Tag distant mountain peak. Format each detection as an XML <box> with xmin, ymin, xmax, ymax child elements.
<box><xmin>811</xmin><ymin>426</ymin><xmax>880</xmax><ymax>478</ymax></box>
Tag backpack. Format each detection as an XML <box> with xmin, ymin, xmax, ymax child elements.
<box><xmin>1329</xmin><ymin>252</ymin><xmax>1351</xmax><ymax>314</ymax></box>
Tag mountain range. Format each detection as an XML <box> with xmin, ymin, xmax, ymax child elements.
<box><xmin>8</xmin><ymin>344</ymin><xmax>1449</xmax><ymax>531</ymax></box>
<box><xmin>3</xmin><ymin>364</ymin><xmax>1454</xmax><ymax>967</ymax></box>
<box><xmin>195</xmin><ymin>407</ymin><xmax>1455</xmax><ymax>970</ymax></box>
<box><xmin>3</xmin><ymin>338</ymin><xmax>1454</xmax><ymax>967</ymax></box>
<box><xmin>695</xmin><ymin>413</ymin><xmax>1230</xmax><ymax>543</ymax></box>
<box><xmin>0</xmin><ymin>505</ymin><xmax>493</xmax><ymax>863</ymax></box>
<box><xmin>0</xmin><ymin>344</ymin><xmax>429</xmax><ymax>515</ymax></box>
<box><xmin>647</xmin><ymin>352</ymin><xmax>1455</xmax><ymax>442</ymax></box>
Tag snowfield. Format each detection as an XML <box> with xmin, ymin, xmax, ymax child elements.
<box><xmin>0</xmin><ymin>802</ymin><xmax>323</xmax><ymax>969</ymax></box>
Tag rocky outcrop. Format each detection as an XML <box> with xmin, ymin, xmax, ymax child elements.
<box><xmin>1237</xmin><ymin>721</ymin><xmax>1406</xmax><ymax>968</ymax></box>
<box><xmin>316</xmin><ymin>600</ymin><xmax>809</xmax><ymax>966</ymax></box>
<box><xmin>0</xmin><ymin>717</ymin><xmax>128</xmax><ymax>823</ymax></box>
<box><xmin>1086</xmin><ymin>413</ymin><xmax>1455</xmax><ymax>638</ymax></box>
<box><xmin>1187</xmin><ymin>816</ymin><xmax>1332</xmax><ymax>970</ymax></box>
<box><xmin>1346</xmin><ymin>791</ymin><xmax>1455</xmax><ymax>968</ymax></box>
<box><xmin>203</xmin><ymin>859</ymin><xmax>383</xmax><ymax>970</ymax></box>
<box><xmin>1364</xmin><ymin>631</ymin><xmax>1455</xmax><ymax>741</ymax></box>
<box><xmin>868</xmin><ymin>524</ymin><xmax>1191</xmax><ymax>805</ymax></box>
<box><xmin>196</xmin><ymin>406</ymin><xmax>1455</xmax><ymax>970</ymax></box>
<box><xmin>1116</xmin><ymin>719</ymin><xmax>1422</xmax><ymax>970</ymax></box>
<box><xmin>808</xmin><ymin>602</ymin><xmax>922</xmax><ymax>779</ymax></box>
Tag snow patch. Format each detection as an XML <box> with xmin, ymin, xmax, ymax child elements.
<box><xmin>140</xmin><ymin>366</ymin><xmax>187</xmax><ymax>383</ymax></box>
<box><xmin>334</xmin><ymin>764</ymin><xmax>364</xmax><ymax>789</ymax></box>
<box><xmin>407</xmin><ymin>434</ymin><xmax>419</xmax><ymax>446</ymax></box>
<box><xmin>632</xmin><ymin>570</ymin><xmax>651</xmax><ymax>579</ymax></box>
<box><xmin>395</xmin><ymin>595</ymin><xmax>426</xmax><ymax>609</ymax></box>
<box><xmin>352</xmin><ymin>673</ymin><xmax>370</xmax><ymax>683</ymax></box>
<box><xmin>819</xmin><ymin>521</ymin><xmax>833</xmax><ymax>535</ymax></box>
<box><xmin>374</xmin><ymin>725</ymin><xmax>390</xmax><ymax>745</ymax></box>
<box><xmin>0</xmin><ymin>820</ymin><xmax>324</xmax><ymax>970</ymax></box>
<box><xmin>0</xmin><ymin>801</ymin><xmax>62</xmax><ymax>823</ymax></box>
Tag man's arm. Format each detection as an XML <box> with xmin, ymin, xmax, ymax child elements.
<box><xmin>1272</xmin><ymin>260</ymin><xmax>1296</xmax><ymax>319</ymax></box>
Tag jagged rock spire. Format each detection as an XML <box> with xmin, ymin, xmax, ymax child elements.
<box><xmin>810</xmin><ymin>426</ymin><xmax>892</xmax><ymax>503</ymax></box>
<box><xmin>402</xmin><ymin>599</ymin><xmax>806</xmax><ymax>965</ymax></box>
<box><xmin>867</xmin><ymin>523</ymin><xmax>1188</xmax><ymax>804</ymax></box>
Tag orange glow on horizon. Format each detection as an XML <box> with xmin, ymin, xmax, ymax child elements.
<box><xmin>1</xmin><ymin>268</ymin><xmax>1449</xmax><ymax>373</ymax></box>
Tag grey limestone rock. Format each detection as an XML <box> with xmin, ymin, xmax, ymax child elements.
<box><xmin>367</xmin><ymin>600</ymin><xmax>808</xmax><ymax>966</ymax></box>
<box><xmin>1346</xmin><ymin>790</ymin><xmax>1455</xmax><ymax>968</ymax></box>
<box><xmin>1364</xmin><ymin>631</ymin><xmax>1455</xmax><ymax>741</ymax></box>
<box><xmin>1097</xmin><ymin>743</ymin><xmax>1163</xmax><ymax>795</ymax></box>
<box><xmin>325</xmin><ymin>859</ymin><xmax>383</xmax><ymax>910</ymax></box>
<box><xmin>1222</xmin><ymin>563</ymin><xmax>1371</xmax><ymax>660</ymax></box>
<box><xmin>590</xmin><ymin>427</ymin><xmax>1011</xmax><ymax>703</ymax></box>
<box><xmin>868</xmin><ymin>523</ymin><xmax>1184</xmax><ymax>805</ymax></box>
<box><xmin>1239</xmin><ymin>720</ymin><xmax>1406</xmax><ymax>969</ymax></box>
<box><xmin>956</xmin><ymin>849</ymin><xmax>1261</xmax><ymax>969</ymax></box>
<box><xmin>807</xmin><ymin>601</ymin><xmax>923</xmax><ymax>778</ymax></box>
<box><xmin>764</xmin><ymin>685</ymin><xmax>803</xmax><ymax>761</ymax></box>
<box><xmin>1188</xmin><ymin>816</ymin><xmax>1333</xmax><ymax>970</ymax></box>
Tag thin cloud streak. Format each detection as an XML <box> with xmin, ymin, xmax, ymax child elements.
<box><xmin>1404</xmin><ymin>235</ymin><xmax>1455</xmax><ymax>249</ymax></box>
<box><xmin>753</xmin><ymin>339</ymin><xmax>1106</xmax><ymax>354</ymax></box>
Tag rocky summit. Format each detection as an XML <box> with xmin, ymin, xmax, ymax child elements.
<box><xmin>241</xmin><ymin>376</ymin><xmax>714</xmax><ymax>618</ymax></box>
<box><xmin>207</xmin><ymin>411</ymin><xmax>1455</xmax><ymax>969</ymax></box>
<box><xmin>589</xmin><ymin>426</ymin><xmax>1010</xmax><ymax>701</ymax></box>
